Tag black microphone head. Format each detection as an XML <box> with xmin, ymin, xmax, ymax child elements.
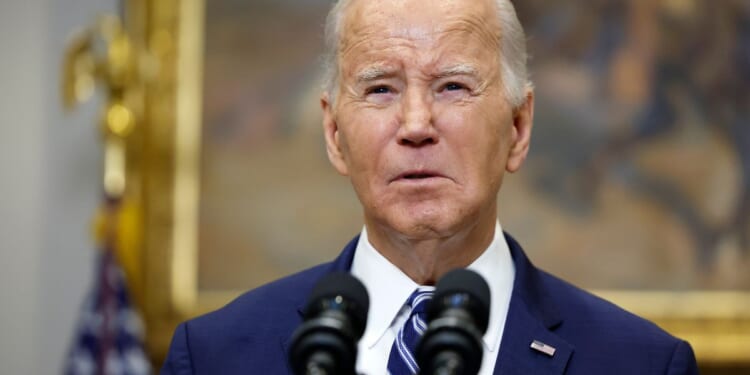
<box><xmin>417</xmin><ymin>269</ymin><xmax>491</xmax><ymax>375</ymax></box>
<box><xmin>304</xmin><ymin>272</ymin><xmax>370</xmax><ymax>338</ymax></box>
<box><xmin>290</xmin><ymin>272</ymin><xmax>370</xmax><ymax>375</ymax></box>
<box><xmin>429</xmin><ymin>268</ymin><xmax>491</xmax><ymax>334</ymax></box>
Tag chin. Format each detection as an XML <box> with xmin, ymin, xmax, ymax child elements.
<box><xmin>388</xmin><ymin>207</ymin><xmax>466</xmax><ymax>240</ymax></box>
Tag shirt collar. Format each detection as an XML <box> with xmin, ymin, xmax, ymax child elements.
<box><xmin>351</xmin><ymin>228</ymin><xmax>418</xmax><ymax>348</ymax></box>
<box><xmin>350</xmin><ymin>222</ymin><xmax>515</xmax><ymax>352</ymax></box>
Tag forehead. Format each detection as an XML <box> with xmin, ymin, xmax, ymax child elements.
<box><xmin>338</xmin><ymin>0</ymin><xmax>501</xmax><ymax>67</ymax></box>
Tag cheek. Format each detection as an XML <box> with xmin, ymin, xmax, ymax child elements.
<box><xmin>337</xmin><ymin>108</ymin><xmax>397</xmax><ymax>174</ymax></box>
<box><xmin>439</xmin><ymin>105</ymin><xmax>511</xmax><ymax>187</ymax></box>
<box><xmin>474</xmin><ymin>102</ymin><xmax>513</xmax><ymax>159</ymax></box>
<box><xmin>439</xmin><ymin>104</ymin><xmax>508</xmax><ymax>153</ymax></box>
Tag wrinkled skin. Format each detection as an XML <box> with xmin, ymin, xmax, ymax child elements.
<box><xmin>322</xmin><ymin>0</ymin><xmax>534</xmax><ymax>284</ymax></box>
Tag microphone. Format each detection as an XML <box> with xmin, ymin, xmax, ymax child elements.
<box><xmin>288</xmin><ymin>272</ymin><xmax>369</xmax><ymax>375</ymax></box>
<box><xmin>416</xmin><ymin>269</ymin><xmax>491</xmax><ymax>375</ymax></box>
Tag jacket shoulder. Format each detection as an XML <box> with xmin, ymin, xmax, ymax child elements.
<box><xmin>161</xmin><ymin>262</ymin><xmax>332</xmax><ymax>374</ymax></box>
<box><xmin>503</xmin><ymin>233</ymin><xmax>697</xmax><ymax>374</ymax></box>
<box><xmin>537</xmin><ymin>270</ymin><xmax>697</xmax><ymax>373</ymax></box>
<box><xmin>539</xmin><ymin>269</ymin><xmax>672</xmax><ymax>341</ymax></box>
<box><xmin>189</xmin><ymin>262</ymin><xmax>330</xmax><ymax>337</ymax></box>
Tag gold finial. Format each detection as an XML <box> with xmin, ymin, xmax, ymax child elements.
<box><xmin>62</xmin><ymin>15</ymin><xmax>146</xmax><ymax>198</ymax></box>
<box><xmin>62</xmin><ymin>30</ymin><xmax>96</xmax><ymax>109</ymax></box>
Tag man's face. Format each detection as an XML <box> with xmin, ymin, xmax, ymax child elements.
<box><xmin>323</xmin><ymin>0</ymin><xmax>533</xmax><ymax>241</ymax></box>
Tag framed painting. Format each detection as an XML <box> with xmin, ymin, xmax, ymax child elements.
<box><xmin>122</xmin><ymin>0</ymin><xmax>750</xmax><ymax>368</ymax></box>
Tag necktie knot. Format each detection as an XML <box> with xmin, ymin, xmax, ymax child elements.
<box><xmin>408</xmin><ymin>287</ymin><xmax>434</xmax><ymax>315</ymax></box>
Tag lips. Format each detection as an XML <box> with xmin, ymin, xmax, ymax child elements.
<box><xmin>392</xmin><ymin>170</ymin><xmax>446</xmax><ymax>182</ymax></box>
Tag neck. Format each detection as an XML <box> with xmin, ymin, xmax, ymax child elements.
<box><xmin>364</xmin><ymin>209</ymin><xmax>497</xmax><ymax>285</ymax></box>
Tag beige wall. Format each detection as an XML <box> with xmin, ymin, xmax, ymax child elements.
<box><xmin>0</xmin><ymin>0</ymin><xmax>116</xmax><ymax>373</ymax></box>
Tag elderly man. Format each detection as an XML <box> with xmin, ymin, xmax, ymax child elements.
<box><xmin>162</xmin><ymin>0</ymin><xmax>699</xmax><ymax>374</ymax></box>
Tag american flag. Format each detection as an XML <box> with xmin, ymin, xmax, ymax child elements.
<box><xmin>64</xmin><ymin>242</ymin><xmax>151</xmax><ymax>375</ymax></box>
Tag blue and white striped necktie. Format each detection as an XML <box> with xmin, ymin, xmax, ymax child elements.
<box><xmin>387</xmin><ymin>287</ymin><xmax>434</xmax><ymax>375</ymax></box>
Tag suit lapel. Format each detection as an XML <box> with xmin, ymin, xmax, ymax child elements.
<box><xmin>292</xmin><ymin>235</ymin><xmax>360</xmax><ymax>317</ymax></box>
<box><xmin>280</xmin><ymin>236</ymin><xmax>361</xmax><ymax>372</ymax></box>
<box><xmin>494</xmin><ymin>233</ymin><xmax>574</xmax><ymax>375</ymax></box>
<box><xmin>493</xmin><ymin>293</ymin><xmax>573</xmax><ymax>375</ymax></box>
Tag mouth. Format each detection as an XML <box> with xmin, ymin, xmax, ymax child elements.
<box><xmin>392</xmin><ymin>170</ymin><xmax>446</xmax><ymax>182</ymax></box>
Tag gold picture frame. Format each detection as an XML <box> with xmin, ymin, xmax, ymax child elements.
<box><xmin>120</xmin><ymin>0</ymin><xmax>750</xmax><ymax>368</ymax></box>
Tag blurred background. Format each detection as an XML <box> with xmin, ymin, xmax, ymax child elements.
<box><xmin>1</xmin><ymin>0</ymin><xmax>747</xmax><ymax>373</ymax></box>
<box><xmin>0</xmin><ymin>1</ymin><xmax>117</xmax><ymax>374</ymax></box>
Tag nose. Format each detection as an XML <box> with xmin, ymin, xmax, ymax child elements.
<box><xmin>397</xmin><ymin>87</ymin><xmax>437</xmax><ymax>147</ymax></box>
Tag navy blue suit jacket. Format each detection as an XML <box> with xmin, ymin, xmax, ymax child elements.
<box><xmin>162</xmin><ymin>234</ymin><xmax>698</xmax><ymax>374</ymax></box>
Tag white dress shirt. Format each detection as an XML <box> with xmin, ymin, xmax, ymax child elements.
<box><xmin>350</xmin><ymin>222</ymin><xmax>516</xmax><ymax>375</ymax></box>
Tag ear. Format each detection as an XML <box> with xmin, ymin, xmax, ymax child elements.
<box><xmin>506</xmin><ymin>89</ymin><xmax>534</xmax><ymax>173</ymax></box>
<box><xmin>321</xmin><ymin>93</ymin><xmax>350</xmax><ymax>176</ymax></box>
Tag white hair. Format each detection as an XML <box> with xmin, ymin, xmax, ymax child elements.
<box><xmin>322</xmin><ymin>0</ymin><xmax>532</xmax><ymax>108</ymax></box>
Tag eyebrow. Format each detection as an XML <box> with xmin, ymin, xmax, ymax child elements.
<box><xmin>355</xmin><ymin>66</ymin><xmax>397</xmax><ymax>83</ymax></box>
<box><xmin>434</xmin><ymin>64</ymin><xmax>480</xmax><ymax>78</ymax></box>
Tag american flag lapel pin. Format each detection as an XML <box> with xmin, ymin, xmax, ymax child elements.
<box><xmin>530</xmin><ymin>340</ymin><xmax>556</xmax><ymax>357</ymax></box>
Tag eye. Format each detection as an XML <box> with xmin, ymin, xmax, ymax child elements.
<box><xmin>443</xmin><ymin>82</ymin><xmax>466</xmax><ymax>91</ymax></box>
<box><xmin>366</xmin><ymin>85</ymin><xmax>392</xmax><ymax>95</ymax></box>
